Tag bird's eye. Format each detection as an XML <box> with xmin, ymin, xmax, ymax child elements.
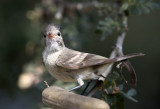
<box><xmin>43</xmin><ymin>35</ymin><xmax>46</xmax><ymax>38</ymax></box>
<box><xmin>57</xmin><ymin>32</ymin><xmax>61</xmax><ymax>36</ymax></box>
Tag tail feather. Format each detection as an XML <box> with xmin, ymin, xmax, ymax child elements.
<box><xmin>116</xmin><ymin>53</ymin><xmax>145</xmax><ymax>62</ymax></box>
<box><xmin>102</xmin><ymin>53</ymin><xmax>145</xmax><ymax>64</ymax></box>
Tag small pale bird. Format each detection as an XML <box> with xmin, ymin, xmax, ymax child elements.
<box><xmin>42</xmin><ymin>24</ymin><xmax>143</xmax><ymax>91</ymax></box>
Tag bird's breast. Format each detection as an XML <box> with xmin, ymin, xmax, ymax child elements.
<box><xmin>46</xmin><ymin>51</ymin><xmax>61</xmax><ymax>65</ymax></box>
<box><xmin>43</xmin><ymin>50</ymin><xmax>76</xmax><ymax>82</ymax></box>
<box><xmin>44</xmin><ymin>51</ymin><xmax>61</xmax><ymax>75</ymax></box>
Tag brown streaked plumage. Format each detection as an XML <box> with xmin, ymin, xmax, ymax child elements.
<box><xmin>56</xmin><ymin>48</ymin><xmax>143</xmax><ymax>70</ymax></box>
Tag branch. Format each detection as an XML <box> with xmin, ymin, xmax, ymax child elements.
<box><xmin>87</xmin><ymin>17</ymin><xmax>128</xmax><ymax>97</ymax></box>
<box><xmin>42</xmin><ymin>86</ymin><xmax>109</xmax><ymax>109</ymax></box>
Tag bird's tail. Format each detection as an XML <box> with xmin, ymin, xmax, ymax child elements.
<box><xmin>103</xmin><ymin>53</ymin><xmax>144</xmax><ymax>64</ymax></box>
<box><xmin>115</xmin><ymin>53</ymin><xmax>145</xmax><ymax>62</ymax></box>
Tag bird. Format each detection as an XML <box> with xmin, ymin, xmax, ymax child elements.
<box><xmin>42</xmin><ymin>23</ymin><xmax>144</xmax><ymax>91</ymax></box>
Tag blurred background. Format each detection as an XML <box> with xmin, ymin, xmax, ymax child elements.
<box><xmin>0</xmin><ymin>0</ymin><xmax>160</xmax><ymax>109</ymax></box>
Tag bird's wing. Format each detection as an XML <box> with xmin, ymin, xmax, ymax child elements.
<box><xmin>56</xmin><ymin>48</ymin><xmax>144</xmax><ymax>70</ymax></box>
<box><xmin>56</xmin><ymin>48</ymin><xmax>116</xmax><ymax>69</ymax></box>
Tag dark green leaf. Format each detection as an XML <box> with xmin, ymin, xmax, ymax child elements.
<box><xmin>106</xmin><ymin>71</ymin><xmax>120</xmax><ymax>82</ymax></box>
<box><xmin>139</xmin><ymin>5</ymin><xmax>150</xmax><ymax>14</ymax></box>
<box><xmin>129</xmin><ymin>5</ymin><xmax>142</xmax><ymax>15</ymax></box>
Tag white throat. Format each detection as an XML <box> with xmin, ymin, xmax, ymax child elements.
<box><xmin>47</xmin><ymin>41</ymin><xmax>61</xmax><ymax>52</ymax></box>
<box><xmin>43</xmin><ymin>40</ymin><xmax>64</xmax><ymax>63</ymax></box>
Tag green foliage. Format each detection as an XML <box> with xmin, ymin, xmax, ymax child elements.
<box><xmin>102</xmin><ymin>72</ymin><xmax>125</xmax><ymax>109</ymax></box>
<box><xmin>97</xmin><ymin>0</ymin><xmax>159</xmax><ymax>39</ymax></box>
<box><xmin>120</xmin><ymin>0</ymin><xmax>160</xmax><ymax>15</ymax></box>
<box><xmin>102</xmin><ymin>71</ymin><xmax>138</xmax><ymax>108</ymax></box>
<box><xmin>103</xmin><ymin>71</ymin><xmax>120</xmax><ymax>94</ymax></box>
<box><xmin>106</xmin><ymin>71</ymin><xmax>120</xmax><ymax>82</ymax></box>
<box><xmin>102</xmin><ymin>93</ymin><xmax>125</xmax><ymax>109</ymax></box>
<box><xmin>97</xmin><ymin>18</ymin><xmax>119</xmax><ymax>40</ymax></box>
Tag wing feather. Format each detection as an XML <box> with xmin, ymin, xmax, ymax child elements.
<box><xmin>56</xmin><ymin>48</ymin><xmax>144</xmax><ymax>70</ymax></box>
<box><xmin>56</xmin><ymin>48</ymin><xmax>114</xmax><ymax>69</ymax></box>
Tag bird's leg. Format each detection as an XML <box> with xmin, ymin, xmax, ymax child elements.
<box><xmin>81</xmin><ymin>80</ymin><xmax>92</xmax><ymax>95</ymax></box>
<box><xmin>68</xmin><ymin>78</ymin><xmax>84</xmax><ymax>92</ymax></box>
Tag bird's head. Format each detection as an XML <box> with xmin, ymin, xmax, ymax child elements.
<box><xmin>43</xmin><ymin>24</ymin><xmax>65</xmax><ymax>51</ymax></box>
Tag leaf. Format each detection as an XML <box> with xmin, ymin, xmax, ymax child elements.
<box><xmin>120</xmin><ymin>91</ymin><xmax>138</xmax><ymax>103</ymax></box>
<box><xmin>101</xmin><ymin>93</ymin><xmax>107</xmax><ymax>101</ymax></box>
<box><xmin>121</xmin><ymin>3</ymin><xmax>129</xmax><ymax>11</ymax></box>
<box><xmin>106</xmin><ymin>71</ymin><xmax>120</xmax><ymax>82</ymax></box>
<box><xmin>129</xmin><ymin>5</ymin><xmax>142</xmax><ymax>15</ymax></box>
<box><xmin>97</xmin><ymin>17</ymin><xmax>119</xmax><ymax>39</ymax></box>
<box><xmin>128</xmin><ymin>0</ymin><xmax>160</xmax><ymax>15</ymax></box>
<box><xmin>118</xmin><ymin>84</ymin><xmax>124</xmax><ymax>91</ymax></box>
<box><xmin>139</xmin><ymin>5</ymin><xmax>150</xmax><ymax>14</ymax></box>
<box><xmin>147</xmin><ymin>2</ymin><xmax>160</xmax><ymax>10</ymax></box>
<box><xmin>139</xmin><ymin>0</ymin><xmax>148</xmax><ymax>4</ymax></box>
<box><xmin>127</xmin><ymin>88</ymin><xmax>137</xmax><ymax>97</ymax></box>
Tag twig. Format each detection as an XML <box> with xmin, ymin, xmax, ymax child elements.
<box><xmin>44</xmin><ymin>81</ymin><xmax>50</xmax><ymax>88</ymax></box>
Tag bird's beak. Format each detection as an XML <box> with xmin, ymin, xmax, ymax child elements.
<box><xmin>48</xmin><ymin>34</ymin><xmax>56</xmax><ymax>38</ymax></box>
